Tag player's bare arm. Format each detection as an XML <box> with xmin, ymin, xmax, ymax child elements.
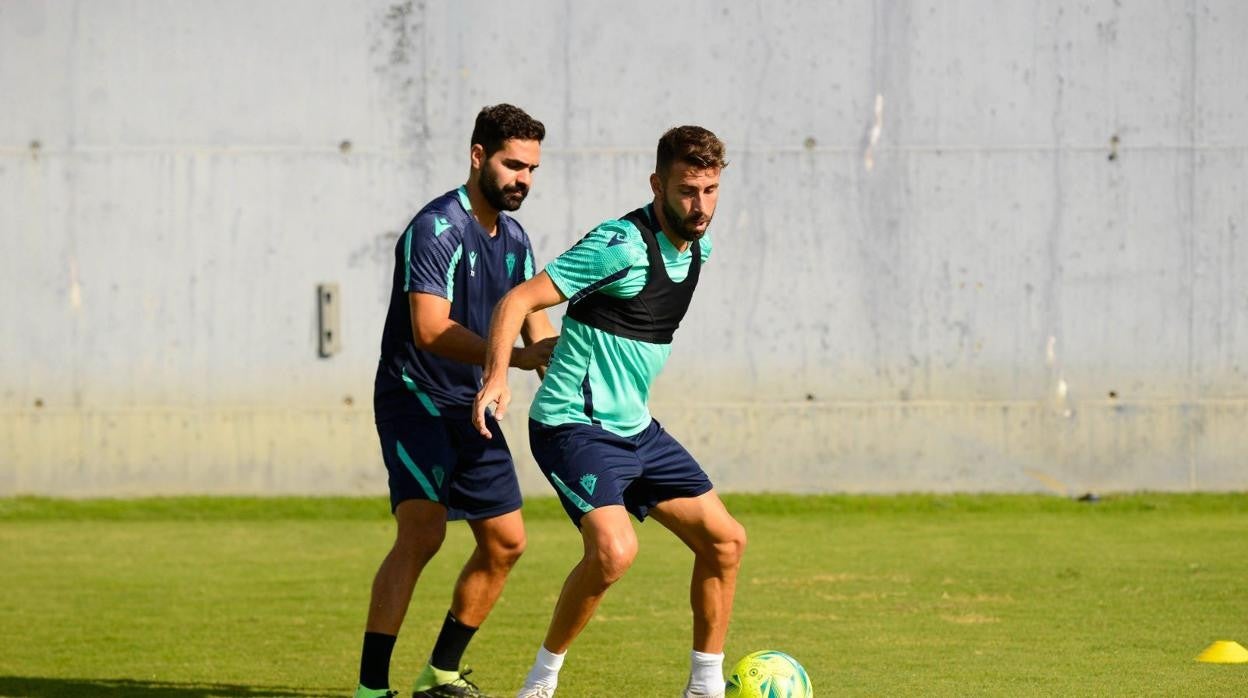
<box><xmin>520</xmin><ymin>301</ymin><xmax>559</xmax><ymax>347</ymax></box>
<box><xmin>410</xmin><ymin>291</ymin><xmax>554</xmax><ymax>371</ymax></box>
<box><xmin>472</xmin><ymin>271</ymin><xmax>566</xmax><ymax>436</ymax></box>
<box><xmin>520</xmin><ymin>298</ymin><xmax>561</xmax><ymax>381</ymax></box>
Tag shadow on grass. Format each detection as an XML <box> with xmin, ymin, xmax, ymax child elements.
<box><xmin>0</xmin><ymin>676</ymin><xmax>338</xmax><ymax>697</ymax></box>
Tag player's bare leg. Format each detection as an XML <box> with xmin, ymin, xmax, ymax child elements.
<box><xmin>452</xmin><ymin>509</ymin><xmax>527</xmax><ymax>625</ymax></box>
<box><xmin>358</xmin><ymin>500</ymin><xmax>447</xmax><ymax>697</ymax></box>
<box><xmin>651</xmin><ymin>489</ymin><xmax>747</xmax><ymax>652</ymax></box>
<box><xmin>366</xmin><ymin>499</ymin><xmax>449</xmax><ymax>634</ymax></box>
<box><xmin>651</xmin><ymin>490</ymin><xmax>747</xmax><ymax>698</ymax></box>
<box><xmin>517</xmin><ymin>505</ymin><xmax>637</xmax><ymax>696</ymax></box>
<box><xmin>409</xmin><ymin>509</ymin><xmax>526</xmax><ymax>696</ymax></box>
<box><xmin>543</xmin><ymin>505</ymin><xmax>638</xmax><ymax>651</ymax></box>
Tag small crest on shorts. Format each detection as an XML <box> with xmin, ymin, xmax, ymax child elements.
<box><xmin>432</xmin><ymin>466</ymin><xmax>445</xmax><ymax>488</ymax></box>
<box><xmin>579</xmin><ymin>473</ymin><xmax>598</xmax><ymax>496</ymax></box>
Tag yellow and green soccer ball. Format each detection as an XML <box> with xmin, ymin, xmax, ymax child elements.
<box><xmin>725</xmin><ymin>650</ymin><xmax>813</xmax><ymax>697</ymax></box>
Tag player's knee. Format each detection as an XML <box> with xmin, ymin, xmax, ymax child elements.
<box><xmin>590</xmin><ymin>536</ymin><xmax>637</xmax><ymax>585</ymax></box>
<box><xmin>395</xmin><ymin>523</ymin><xmax>446</xmax><ymax>563</ymax></box>
<box><xmin>711</xmin><ymin>521</ymin><xmax>747</xmax><ymax>571</ymax></box>
<box><xmin>485</xmin><ymin>531</ymin><xmax>526</xmax><ymax>570</ymax></box>
<box><xmin>393</xmin><ymin>500</ymin><xmax>448</xmax><ymax>560</ymax></box>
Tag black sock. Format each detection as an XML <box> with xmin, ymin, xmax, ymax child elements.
<box><xmin>429</xmin><ymin>611</ymin><xmax>478</xmax><ymax>672</ymax></box>
<box><xmin>359</xmin><ymin>631</ymin><xmax>397</xmax><ymax>690</ymax></box>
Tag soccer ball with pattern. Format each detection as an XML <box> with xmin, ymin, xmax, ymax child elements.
<box><xmin>725</xmin><ymin>650</ymin><xmax>812</xmax><ymax>697</ymax></box>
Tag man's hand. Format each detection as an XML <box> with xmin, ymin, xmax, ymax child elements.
<box><xmin>474</xmin><ymin>273</ymin><xmax>567</xmax><ymax>438</ymax></box>
<box><xmin>472</xmin><ymin>378</ymin><xmax>511</xmax><ymax>438</ymax></box>
<box><xmin>513</xmin><ymin>336</ymin><xmax>559</xmax><ymax>371</ymax></box>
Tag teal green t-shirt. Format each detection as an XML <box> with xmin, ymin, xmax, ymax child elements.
<box><xmin>531</xmin><ymin>206</ymin><xmax>712</xmax><ymax>436</ymax></box>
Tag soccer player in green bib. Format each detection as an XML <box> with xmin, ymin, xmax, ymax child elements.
<box><xmin>473</xmin><ymin>126</ymin><xmax>747</xmax><ymax>698</ymax></box>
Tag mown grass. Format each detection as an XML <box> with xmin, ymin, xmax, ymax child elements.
<box><xmin>3</xmin><ymin>492</ymin><xmax>1245</xmax><ymax>521</ymax></box>
<box><xmin>1</xmin><ymin>494</ymin><xmax>1245</xmax><ymax>696</ymax></box>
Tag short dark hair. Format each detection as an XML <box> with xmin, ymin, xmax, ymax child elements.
<box><xmin>471</xmin><ymin>104</ymin><xmax>545</xmax><ymax>157</ymax></box>
<box><xmin>655</xmin><ymin>125</ymin><xmax>728</xmax><ymax>176</ymax></box>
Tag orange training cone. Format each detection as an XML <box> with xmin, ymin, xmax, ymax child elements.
<box><xmin>1195</xmin><ymin>640</ymin><xmax>1248</xmax><ymax>664</ymax></box>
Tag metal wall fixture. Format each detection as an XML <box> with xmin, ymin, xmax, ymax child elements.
<box><xmin>317</xmin><ymin>283</ymin><xmax>341</xmax><ymax>358</ymax></box>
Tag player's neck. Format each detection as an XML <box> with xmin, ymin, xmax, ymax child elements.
<box><xmin>464</xmin><ymin>178</ymin><xmax>501</xmax><ymax>236</ymax></box>
<box><xmin>652</xmin><ymin>199</ymin><xmax>691</xmax><ymax>252</ymax></box>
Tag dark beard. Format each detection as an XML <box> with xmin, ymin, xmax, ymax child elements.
<box><xmin>479</xmin><ymin>168</ymin><xmax>528</xmax><ymax>212</ymax></box>
<box><xmin>662</xmin><ymin>197</ymin><xmax>709</xmax><ymax>242</ymax></box>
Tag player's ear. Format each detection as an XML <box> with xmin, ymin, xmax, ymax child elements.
<box><xmin>470</xmin><ymin>143</ymin><xmax>486</xmax><ymax>171</ymax></box>
<box><xmin>649</xmin><ymin>172</ymin><xmax>663</xmax><ymax>198</ymax></box>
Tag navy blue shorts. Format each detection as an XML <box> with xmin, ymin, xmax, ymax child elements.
<box><xmin>376</xmin><ymin>412</ymin><xmax>522</xmax><ymax>520</ymax></box>
<box><xmin>528</xmin><ymin>418</ymin><xmax>713</xmax><ymax>526</ymax></box>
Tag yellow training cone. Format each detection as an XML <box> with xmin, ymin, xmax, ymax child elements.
<box><xmin>1196</xmin><ymin>640</ymin><xmax>1248</xmax><ymax>664</ymax></box>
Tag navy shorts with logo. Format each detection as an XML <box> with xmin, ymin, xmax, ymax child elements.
<box><xmin>376</xmin><ymin>412</ymin><xmax>522</xmax><ymax>520</ymax></box>
<box><xmin>528</xmin><ymin>418</ymin><xmax>714</xmax><ymax>527</ymax></box>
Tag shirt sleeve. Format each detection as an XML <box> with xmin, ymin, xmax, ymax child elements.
<box><xmin>544</xmin><ymin>220</ymin><xmax>645</xmax><ymax>302</ymax></box>
<box><xmin>403</xmin><ymin>211</ymin><xmax>463</xmax><ymax>299</ymax></box>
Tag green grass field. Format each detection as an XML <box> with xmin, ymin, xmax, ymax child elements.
<box><xmin>2</xmin><ymin>494</ymin><xmax>1246</xmax><ymax>697</ymax></box>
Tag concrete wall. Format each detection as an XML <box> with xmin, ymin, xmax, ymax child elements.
<box><xmin>2</xmin><ymin>0</ymin><xmax>1245</xmax><ymax>496</ymax></box>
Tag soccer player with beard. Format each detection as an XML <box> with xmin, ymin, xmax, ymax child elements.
<box><xmin>472</xmin><ymin>126</ymin><xmax>747</xmax><ymax>698</ymax></box>
<box><xmin>357</xmin><ymin>104</ymin><xmax>559</xmax><ymax>698</ymax></box>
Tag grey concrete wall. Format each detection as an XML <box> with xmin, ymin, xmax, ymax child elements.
<box><xmin>2</xmin><ymin>0</ymin><xmax>1245</xmax><ymax>496</ymax></box>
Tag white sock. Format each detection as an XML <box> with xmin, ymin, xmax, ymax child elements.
<box><xmin>521</xmin><ymin>645</ymin><xmax>565</xmax><ymax>689</ymax></box>
<box><xmin>687</xmin><ymin>650</ymin><xmax>725</xmax><ymax>694</ymax></box>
